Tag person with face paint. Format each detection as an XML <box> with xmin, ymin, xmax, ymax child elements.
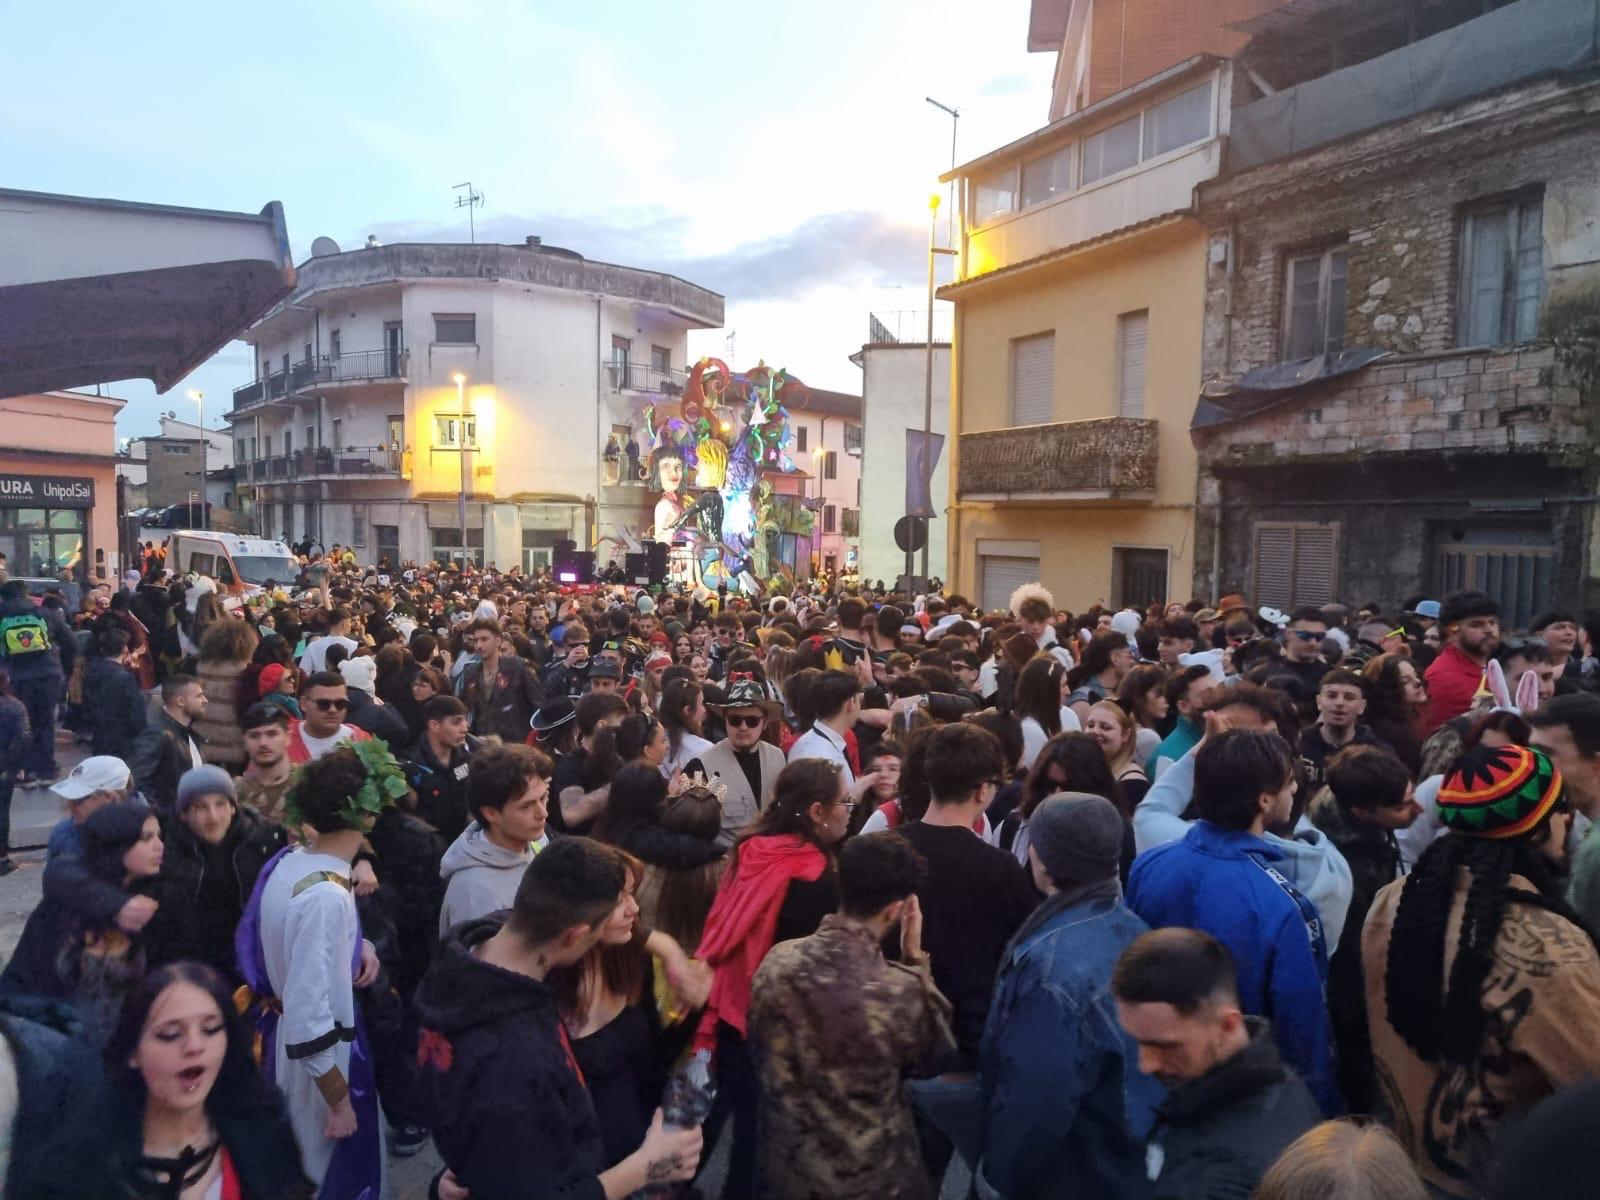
<box><xmin>99</xmin><ymin>962</ymin><xmax>309</xmax><ymax>1200</ymax></box>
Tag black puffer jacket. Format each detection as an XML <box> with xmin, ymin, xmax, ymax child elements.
<box><xmin>414</xmin><ymin>917</ymin><xmax>608</xmax><ymax>1200</ymax></box>
<box><xmin>1142</xmin><ymin>1018</ymin><xmax>1321</xmax><ymax>1200</ymax></box>
<box><xmin>147</xmin><ymin>806</ymin><xmax>286</xmax><ymax>982</ymax></box>
<box><xmin>82</xmin><ymin>655</ymin><xmax>148</xmax><ymax>761</ymax></box>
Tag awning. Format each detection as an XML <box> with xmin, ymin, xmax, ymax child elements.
<box><xmin>1191</xmin><ymin>346</ymin><xmax>1391</xmax><ymax>430</ymax></box>
<box><xmin>0</xmin><ymin>189</ymin><xmax>295</xmax><ymax>399</ymax></box>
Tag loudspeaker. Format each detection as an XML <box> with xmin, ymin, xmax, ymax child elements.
<box><xmin>644</xmin><ymin>539</ymin><xmax>668</xmax><ymax>583</ymax></box>
<box><xmin>553</xmin><ymin>549</ymin><xmax>595</xmax><ymax>584</ymax></box>
<box><xmin>624</xmin><ymin>552</ymin><xmax>649</xmax><ymax>584</ymax></box>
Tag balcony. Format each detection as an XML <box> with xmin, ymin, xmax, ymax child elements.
<box><xmin>231</xmin><ymin>349</ymin><xmax>407</xmax><ymax>414</ymax></box>
<box><xmin>603</xmin><ymin>360</ymin><xmax>687</xmax><ymax>395</ymax></box>
<box><xmin>242</xmin><ymin>446</ymin><xmax>401</xmax><ymax>484</ymax></box>
<box><xmin>957</xmin><ymin>417</ymin><xmax>1158</xmax><ymax>503</ymax></box>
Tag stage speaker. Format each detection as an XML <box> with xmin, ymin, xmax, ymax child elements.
<box><xmin>625</xmin><ymin>552</ymin><xmax>649</xmax><ymax>584</ymax></box>
<box><xmin>644</xmin><ymin>539</ymin><xmax>668</xmax><ymax>583</ymax></box>
<box><xmin>553</xmin><ymin>549</ymin><xmax>595</xmax><ymax>585</ymax></box>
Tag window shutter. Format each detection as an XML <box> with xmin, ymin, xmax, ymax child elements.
<box><xmin>796</xmin><ymin>426</ymin><xmax>808</xmax><ymax>453</ymax></box>
<box><xmin>1011</xmin><ymin>334</ymin><xmax>1055</xmax><ymax>426</ymax></box>
<box><xmin>980</xmin><ymin>556</ymin><xmax>1041</xmax><ymax>614</ymax></box>
<box><xmin>1291</xmin><ymin>524</ymin><xmax>1338</xmax><ymax>607</ymax></box>
<box><xmin>1253</xmin><ymin>525</ymin><xmax>1294</xmax><ymax>608</ymax></box>
<box><xmin>1118</xmin><ymin>312</ymin><xmax>1148</xmax><ymax>418</ymax></box>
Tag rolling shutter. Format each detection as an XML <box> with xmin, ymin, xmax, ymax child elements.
<box><xmin>1010</xmin><ymin>333</ymin><xmax>1055</xmax><ymax>426</ymax></box>
<box><xmin>981</xmin><ymin>556</ymin><xmax>1041</xmax><ymax>614</ymax></box>
<box><xmin>1252</xmin><ymin>522</ymin><xmax>1339</xmax><ymax>609</ymax></box>
<box><xmin>1118</xmin><ymin>311</ymin><xmax>1148</xmax><ymax>418</ymax></box>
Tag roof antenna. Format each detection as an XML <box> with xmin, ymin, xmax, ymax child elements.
<box><xmin>453</xmin><ymin>181</ymin><xmax>484</xmax><ymax>243</ymax></box>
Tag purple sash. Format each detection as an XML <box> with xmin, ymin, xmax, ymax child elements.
<box><xmin>234</xmin><ymin>849</ymin><xmax>383</xmax><ymax>1200</ymax></box>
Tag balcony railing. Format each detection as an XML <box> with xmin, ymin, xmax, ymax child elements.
<box><xmin>232</xmin><ymin>349</ymin><xmax>408</xmax><ymax>411</ymax></box>
<box><xmin>867</xmin><ymin>310</ymin><xmax>953</xmax><ymax>345</ymax></box>
<box><xmin>958</xmin><ymin>417</ymin><xmax>1158</xmax><ymax>500</ymax></box>
<box><xmin>242</xmin><ymin>446</ymin><xmax>401</xmax><ymax>482</ymax></box>
<box><xmin>603</xmin><ymin>360</ymin><xmax>688</xmax><ymax>394</ymax></box>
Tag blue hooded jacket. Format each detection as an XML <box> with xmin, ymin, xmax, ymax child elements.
<box><xmin>1127</xmin><ymin>820</ymin><xmax>1341</xmax><ymax>1116</ymax></box>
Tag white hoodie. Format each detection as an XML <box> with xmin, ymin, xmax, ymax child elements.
<box><xmin>438</xmin><ymin>821</ymin><xmax>546</xmax><ymax>935</ymax></box>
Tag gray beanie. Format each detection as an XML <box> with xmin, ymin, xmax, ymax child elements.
<box><xmin>1028</xmin><ymin>793</ymin><xmax>1124</xmax><ymax>887</ymax></box>
<box><xmin>176</xmin><ymin>765</ymin><xmax>237</xmax><ymax>816</ymax></box>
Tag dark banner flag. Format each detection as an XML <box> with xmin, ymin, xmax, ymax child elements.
<box><xmin>905</xmin><ymin>429</ymin><xmax>945</xmax><ymax>518</ymax></box>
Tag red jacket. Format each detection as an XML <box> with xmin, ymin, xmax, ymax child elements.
<box><xmin>1423</xmin><ymin>643</ymin><xmax>1487</xmax><ymax>734</ymax></box>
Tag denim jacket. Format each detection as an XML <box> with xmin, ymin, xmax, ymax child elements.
<box><xmin>979</xmin><ymin>886</ymin><xmax>1161</xmax><ymax>1199</ymax></box>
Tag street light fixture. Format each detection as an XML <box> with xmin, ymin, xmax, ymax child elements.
<box><xmin>187</xmin><ymin>389</ymin><xmax>207</xmax><ymax>529</ymax></box>
<box><xmin>452</xmin><ymin>373</ymin><xmax>469</xmax><ymax>565</ymax></box>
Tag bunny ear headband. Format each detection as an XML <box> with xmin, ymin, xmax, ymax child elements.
<box><xmin>1478</xmin><ymin>658</ymin><xmax>1542</xmax><ymax>716</ymax></box>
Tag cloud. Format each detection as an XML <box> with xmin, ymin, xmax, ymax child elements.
<box><xmin>978</xmin><ymin>73</ymin><xmax>1036</xmax><ymax>98</ymax></box>
<box><xmin>356</xmin><ymin>208</ymin><xmax>927</xmax><ymax>303</ymax></box>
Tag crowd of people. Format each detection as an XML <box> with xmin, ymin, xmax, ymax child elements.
<box><xmin>2</xmin><ymin>551</ymin><xmax>1600</xmax><ymax>1200</ymax></box>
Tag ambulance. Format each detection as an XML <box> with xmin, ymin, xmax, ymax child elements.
<box><xmin>162</xmin><ymin>531</ymin><xmax>301</xmax><ymax>596</ymax></box>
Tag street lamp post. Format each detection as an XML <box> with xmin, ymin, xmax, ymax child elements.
<box><xmin>452</xmin><ymin>372</ymin><xmax>468</xmax><ymax>565</ymax></box>
<box><xmin>187</xmin><ymin>389</ymin><xmax>206</xmax><ymax>530</ymax></box>
<box><xmin>921</xmin><ymin>196</ymin><xmax>940</xmax><ymax>584</ymax></box>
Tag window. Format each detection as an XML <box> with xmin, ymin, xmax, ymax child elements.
<box><xmin>303</xmin><ymin>342</ymin><xmax>313</xmax><ymax>364</ymax></box>
<box><xmin>612</xmin><ymin>334</ymin><xmax>631</xmax><ymax>364</ymax></box>
<box><xmin>842</xmin><ymin>508</ymin><xmax>860</xmax><ymax>537</ymax></box>
<box><xmin>1113</xmin><ymin>547</ymin><xmax>1169</xmax><ymax>610</ymax></box>
<box><xmin>1283</xmin><ymin>246</ymin><xmax>1348</xmax><ymax>361</ymax></box>
<box><xmin>1081</xmin><ymin>114</ymin><xmax>1141</xmax><ymax>185</ymax></box>
<box><xmin>844</xmin><ymin>423</ymin><xmax>863</xmax><ymax>453</ymax></box>
<box><xmin>823</xmin><ymin>450</ymin><xmax>838</xmax><ymax>480</ymax></box>
<box><xmin>980</xmin><ymin>555</ymin><xmax>1041</xmax><ymax>614</ymax></box>
<box><xmin>248</xmin><ymin>437</ymin><xmax>257</xmax><ymax>461</ymax></box>
<box><xmin>1010</xmin><ymin>332</ymin><xmax>1055</xmax><ymax>426</ymax></box>
<box><xmin>433</xmin><ymin>313</ymin><xmax>477</xmax><ymax>344</ymax></box>
<box><xmin>1437</xmin><ymin>527</ymin><xmax>1552</xmax><ymax>631</ymax></box>
<box><xmin>1021</xmin><ymin>144</ymin><xmax>1075</xmax><ymax>209</ymax></box>
<box><xmin>284</xmin><ymin>431</ymin><xmax>293</xmax><ymax>458</ymax></box>
<box><xmin>305</xmin><ymin>425</ymin><xmax>316</xmax><ymax>451</ymax></box>
<box><xmin>429</xmin><ymin>526</ymin><xmax>484</xmax><ymax>567</ymax></box>
<box><xmin>1459</xmin><ymin>195</ymin><xmax>1544</xmax><ymax>347</ymax></box>
<box><xmin>331</xmin><ymin>418</ymin><xmax>343</xmax><ymax>451</ymax></box>
<box><xmin>351</xmin><ymin>503</ymin><xmax>367</xmax><ymax>548</ymax></box>
<box><xmin>264</xmin><ymin>435</ymin><xmax>273</xmax><ymax>458</ymax></box>
<box><xmin>1117</xmin><ymin>310</ymin><xmax>1149</xmax><ymax>418</ymax></box>
<box><xmin>235</xmin><ymin>441</ymin><xmax>245</xmax><ymax>464</ymax></box>
<box><xmin>1253</xmin><ymin>521</ymin><xmax>1340</xmax><ymax>609</ymax></box>
<box><xmin>650</xmin><ymin>345</ymin><xmax>671</xmax><ymax>372</ymax></box>
<box><xmin>1142</xmin><ymin>82</ymin><xmax>1212</xmax><ymax>160</ymax></box>
<box><xmin>434</xmin><ymin>414</ymin><xmax>479</xmax><ymax>449</ymax></box>
<box><xmin>973</xmin><ymin>167</ymin><xmax>1017</xmax><ymax>225</ymax></box>
<box><xmin>330</xmin><ymin>329</ymin><xmax>341</xmax><ymax>358</ymax></box>
<box><xmin>795</xmin><ymin>425</ymin><xmax>808</xmax><ymax>453</ymax></box>
<box><xmin>823</xmin><ymin>505</ymin><xmax>837</xmax><ymax>534</ymax></box>
<box><xmin>162</xmin><ymin>443</ymin><xmax>191</xmax><ymax>455</ymax></box>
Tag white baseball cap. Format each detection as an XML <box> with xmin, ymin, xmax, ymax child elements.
<box><xmin>53</xmin><ymin>756</ymin><xmax>132</xmax><ymax>800</ymax></box>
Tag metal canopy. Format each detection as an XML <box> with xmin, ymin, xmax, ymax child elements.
<box><xmin>0</xmin><ymin>189</ymin><xmax>294</xmax><ymax>399</ymax></box>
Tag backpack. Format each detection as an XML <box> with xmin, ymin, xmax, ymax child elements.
<box><xmin>0</xmin><ymin>609</ymin><xmax>51</xmax><ymax>657</ymax></box>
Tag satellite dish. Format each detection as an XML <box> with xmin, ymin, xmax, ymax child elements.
<box><xmin>310</xmin><ymin>236</ymin><xmax>341</xmax><ymax>258</ymax></box>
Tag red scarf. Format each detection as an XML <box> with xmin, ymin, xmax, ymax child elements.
<box><xmin>844</xmin><ymin>728</ymin><xmax>862</xmax><ymax>777</ymax></box>
<box><xmin>692</xmin><ymin>834</ymin><xmax>826</xmax><ymax>1051</ymax></box>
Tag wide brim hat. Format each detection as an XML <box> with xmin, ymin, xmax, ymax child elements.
<box><xmin>530</xmin><ymin>695</ymin><xmax>578</xmax><ymax>734</ymax></box>
<box><xmin>711</xmin><ymin>678</ymin><xmax>781</xmax><ymax>715</ymax></box>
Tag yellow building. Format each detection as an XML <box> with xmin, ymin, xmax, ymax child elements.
<box><xmin>941</xmin><ymin>56</ymin><xmax>1232</xmax><ymax>613</ymax></box>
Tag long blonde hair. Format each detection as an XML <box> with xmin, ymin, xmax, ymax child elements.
<box><xmin>1088</xmin><ymin>699</ymin><xmax>1141</xmax><ymax>778</ymax></box>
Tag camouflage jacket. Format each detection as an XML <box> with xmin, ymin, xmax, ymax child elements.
<box><xmin>749</xmin><ymin>914</ymin><xmax>955</xmax><ymax>1200</ymax></box>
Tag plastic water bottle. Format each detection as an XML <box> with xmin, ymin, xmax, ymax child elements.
<box><xmin>642</xmin><ymin>1049</ymin><xmax>716</xmax><ymax>1197</ymax></box>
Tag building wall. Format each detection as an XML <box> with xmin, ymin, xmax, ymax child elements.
<box><xmin>1052</xmin><ymin>0</ymin><xmax>1275</xmax><ymax>116</ymax></box>
<box><xmin>0</xmin><ymin>391</ymin><xmax>124</xmax><ymax>580</ymax></box>
<box><xmin>857</xmin><ymin>345</ymin><xmax>950</xmax><ymax>586</ymax></box>
<box><xmin>789</xmin><ymin>411</ymin><xmax>862</xmax><ymax>576</ymax></box>
<box><xmin>950</xmin><ymin>221</ymin><xmax>1204</xmax><ymax>608</ymax></box>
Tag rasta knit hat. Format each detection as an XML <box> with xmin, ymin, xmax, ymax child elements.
<box><xmin>1438</xmin><ymin>744</ymin><xmax>1565</xmax><ymax>840</ymax></box>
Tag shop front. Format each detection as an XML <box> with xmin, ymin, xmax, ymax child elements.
<box><xmin>0</xmin><ymin>472</ymin><xmax>95</xmax><ymax>581</ymax></box>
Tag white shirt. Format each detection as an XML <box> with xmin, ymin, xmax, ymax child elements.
<box><xmin>663</xmin><ymin>732</ymin><xmax>714</xmax><ymax>779</ymax></box>
<box><xmin>1019</xmin><ymin>707</ymin><xmax>1084</xmax><ymax>770</ymax></box>
<box><xmin>298</xmin><ymin>725</ymin><xmax>358</xmax><ymax>761</ymax></box>
<box><xmin>474</xmin><ymin>599</ymin><xmax>499</xmax><ymax>621</ymax></box>
<box><xmin>787</xmin><ymin>722</ymin><xmax>855</xmax><ymax>787</ymax></box>
<box><xmin>300</xmin><ymin>634</ymin><xmax>358</xmax><ymax>674</ymax></box>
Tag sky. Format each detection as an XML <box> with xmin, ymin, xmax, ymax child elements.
<box><xmin>3</xmin><ymin>0</ymin><xmax>1057</xmax><ymax>440</ymax></box>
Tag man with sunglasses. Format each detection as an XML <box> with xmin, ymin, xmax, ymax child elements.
<box><xmin>1280</xmin><ymin>607</ymin><xmax>1333</xmax><ymax>694</ymax></box>
<box><xmin>288</xmin><ymin>671</ymin><xmax>372</xmax><ymax>765</ymax></box>
<box><xmin>682</xmin><ymin>679</ymin><xmax>786</xmax><ymax>846</ymax></box>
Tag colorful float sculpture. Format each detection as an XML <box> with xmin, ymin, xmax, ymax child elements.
<box><xmin>639</xmin><ymin>356</ymin><xmax>806</xmax><ymax>593</ymax></box>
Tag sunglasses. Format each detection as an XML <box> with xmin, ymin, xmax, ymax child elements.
<box><xmin>309</xmin><ymin>697</ymin><xmax>350</xmax><ymax>711</ymax></box>
<box><xmin>724</xmin><ymin>713</ymin><xmax>766</xmax><ymax>729</ymax></box>
<box><xmin>1291</xmin><ymin>630</ymin><xmax>1325</xmax><ymax>642</ymax></box>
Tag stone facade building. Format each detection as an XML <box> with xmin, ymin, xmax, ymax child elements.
<box><xmin>1191</xmin><ymin>0</ymin><xmax>1600</xmax><ymax>626</ymax></box>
